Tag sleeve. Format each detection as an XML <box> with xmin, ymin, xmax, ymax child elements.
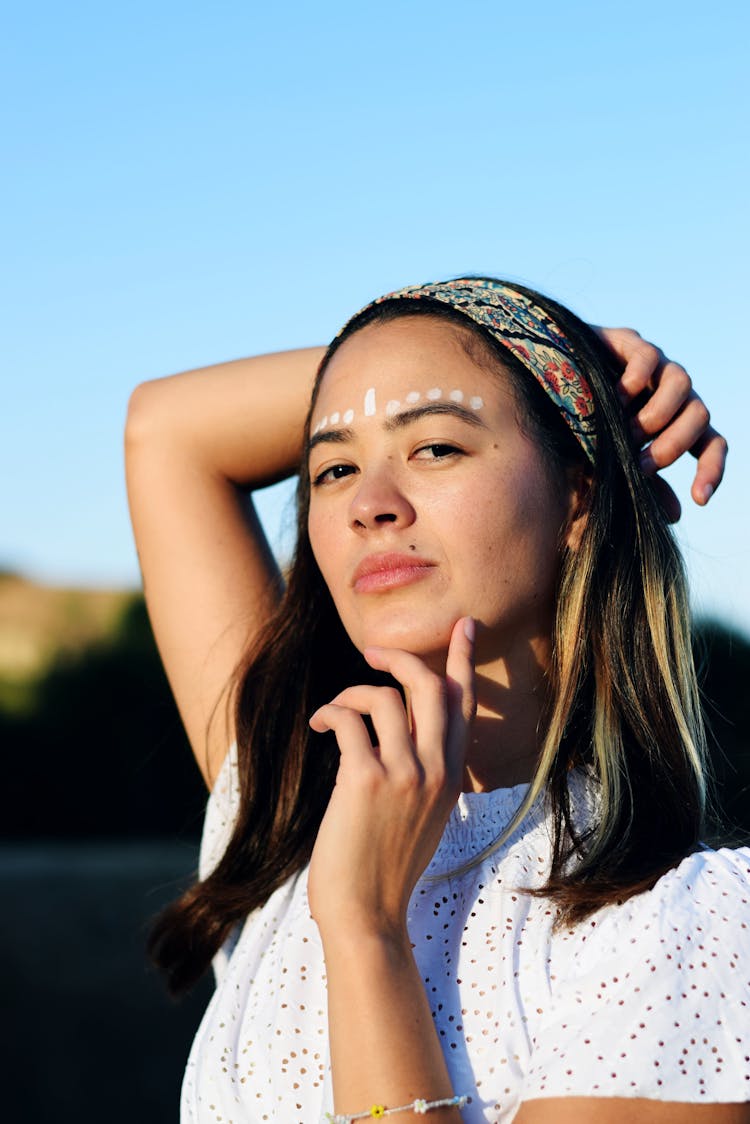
<box><xmin>197</xmin><ymin>744</ymin><xmax>243</xmax><ymax>983</ymax></box>
<box><xmin>198</xmin><ymin>742</ymin><xmax>241</xmax><ymax>880</ymax></box>
<box><xmin>521</xmin><ymin>846</ymin><xmax>750</xmax><ymax>1105</ymax></box>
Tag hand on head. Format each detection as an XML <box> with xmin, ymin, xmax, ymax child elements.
<box><xmin>594</xmin><ymin>325</ymin><xmax>727</xmax><ymax>521</ymax></box>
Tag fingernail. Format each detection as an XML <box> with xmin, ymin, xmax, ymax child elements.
<box><xmin>630</xmin><ymin>420</ymin><xmax>646</xmax><ymax>444</ymax></box>
<box><xmin>463</xmin><ymin>616</ymin><xmax>475</xmax><ymax>643</ymax></box>
<box><xmin>639</xmin><ymin>449</ymin><xmax>656</xmax><ymax>475</ymax></box>
<box><xmin>702</xmin><ymin>483</ymin><xmax>714</xmax><ymax>504</ymax></box>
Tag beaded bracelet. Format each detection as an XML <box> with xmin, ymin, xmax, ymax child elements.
<box><xmin>324</xmin><ymin>1093</ymin><xmax>469</xmax><ymax>1122</ymax></box>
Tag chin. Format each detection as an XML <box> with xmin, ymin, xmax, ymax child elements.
<box><xmin>351</xmin><ymin>613</ymin><xmax>456</xmax><ymax>660</ymax></box>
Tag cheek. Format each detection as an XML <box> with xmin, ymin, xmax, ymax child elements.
<box><xmin>473</xmin><ymin>470</ymin><xmax>567</xmax><ymax>583</ymax></box>
<box><xmin>308</xmin><ymin>508</ymin><xmax>344</xmax><ymax>596</ymax></box>
<box><xmin>506</xmin><ymin>455</ymin><xmax>568</xmax><ymax>534</ymax></box>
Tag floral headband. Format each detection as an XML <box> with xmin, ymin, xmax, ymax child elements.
<box><xmin>338</xmin><ymin>278</ymin><xmax>596</xmax><ymax>462</ymax></box>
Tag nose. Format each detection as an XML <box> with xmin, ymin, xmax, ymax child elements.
<box><xmin>348</xmin><ymin>466</ymin><xmax>417</xmax><ymax>532</ymax></box>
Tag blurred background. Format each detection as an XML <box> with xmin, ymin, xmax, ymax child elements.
<box><xmin>2</xmin><ymin>1</ymin><xmax>749</xmax><ymax>1120</ymax></box>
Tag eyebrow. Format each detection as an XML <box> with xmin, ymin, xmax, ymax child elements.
<box><xmin>384</xmin><ymin>402</ymin><xmax>488</xmax><ymax>432</ymax></box>
<box><xmin>308</xmin><ymin>427</ymin><xmax>355</xmax><ymax>453</ymax></box>
<box><xmin>307</xmin><ymin>402</ymin><xmax>488</xmax><ymax>454</ymax></box>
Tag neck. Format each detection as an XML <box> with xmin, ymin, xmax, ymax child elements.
<box><xmin>461</xmin><ymin>636</ymin><xmax>551</xmax><ymax>793</ymax></box>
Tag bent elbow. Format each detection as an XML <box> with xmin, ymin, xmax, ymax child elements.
<box><xmin>124</xmin><ymin>378</ymin><xmax>169</xmax><ymax>454</ymax></box>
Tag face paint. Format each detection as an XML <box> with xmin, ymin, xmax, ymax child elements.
<box><xmin>335</xmin><ymin>278</ymin><xmax>597</xmax><ymax>461</ymax></box>
<box><xmin>311</xmin><ymin>386</ymin><xmax>485</xmax><ymax>436</ymax></box>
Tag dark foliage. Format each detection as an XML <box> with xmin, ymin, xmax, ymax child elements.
<box><xmin>2</xmin><ymin>596</ymin><xmax>206</xmax><ymax>839</ymax></box>
<box><xmin>2</xmin><ymin>602</ymin><xmax>748</xmax><ymax>841</ymax></box>
<box><xmin>695</xmin><ymin>620</ymin><xmax>750</xmax><ymax>844</ymax></box>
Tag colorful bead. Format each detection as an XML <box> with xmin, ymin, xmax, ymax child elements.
<box><xmin>370</xmin><ymin>1108</ymin><xmax>386</xmax><ymax>1119</ymax></box>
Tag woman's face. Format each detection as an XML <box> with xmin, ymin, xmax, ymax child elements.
<box><xmin>307</xmin><ymin>316</ymin><xmax>579</xmax><ymax>665</ymax></box>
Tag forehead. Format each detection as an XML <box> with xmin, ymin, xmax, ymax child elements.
<box><xmin>317</xmin><ymin>315</ymin><xmax>506</xmax><ymax>403</ymax></box>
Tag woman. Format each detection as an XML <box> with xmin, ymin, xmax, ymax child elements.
<box><xmin>125</xmin><ymin>277</ymin><xmax>747</xmax><ymax>1122</ymax></box>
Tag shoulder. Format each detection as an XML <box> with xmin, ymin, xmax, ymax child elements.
<box><xmin>592</xmin><ymin>845</ymin><xmax>750</xmax><ymax>970</ymax></box>
<box><xmin>653</xmin><ymin>844</ymin><xmax>750</xmax><ymax>916</ymax></box>
<box><xmin>522</xmin><ymin>846</ymin><xmax>750</xmax><ymax>1103</ymax></box>
<box><xmin>550</xmin><ymin>844</ymin><xmax>750</xmax><ymax>1007</ymax></box>
<box><xmin>580</xmin><ymin>844</ymin><xmax>750</xmax><ymax>956</ymax></box>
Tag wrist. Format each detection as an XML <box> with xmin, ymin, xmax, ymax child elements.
<box><xmin>318</xmin><ymin>916</ymin><xmax>412</xmax><ymax>962</ymax></box>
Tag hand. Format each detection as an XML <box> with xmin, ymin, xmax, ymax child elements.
<box><xmin>307</xmin><ymin>618</ymin><xmax>476</xmax><ymax>941</ymax></box>
<box><xmin>593</xmin><ymin>326</ymin><xmax>728</xmax><ymax>522</ymax></box>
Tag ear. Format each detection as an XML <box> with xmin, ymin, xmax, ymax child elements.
<box><xmin>562</xmin><ymin>464</ymin><xmax>592</xmax><ymax>553</ymax></box>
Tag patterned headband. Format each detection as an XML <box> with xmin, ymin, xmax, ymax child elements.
<box><xmin>338</xmin><ymin>278</ymin><xmax>596</xmax><ymax>462</ymax></box>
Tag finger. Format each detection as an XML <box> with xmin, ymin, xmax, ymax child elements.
<box><xmin>639</xmin><ymin>395</ymin><xmax>711</xmax><ymax>474</ymax></box>
<box><xmin>319</xmin><ymin>683</ymin><xmax>415</xmax><ymax>771</ymax></box>
<box><xmin>630</xmin><ymin>364</ymin><xmax>694</xmax><ymax>444</ymax></box>
<box><xmin>444</xmin><ymin>617</ymin><xmax>476</xmax><ymax>781</ymax></box>
<box><xmin>639</xmin><ymin>426</ymin><xmax>726</xmax><ymax>521</ymax></box>
<box><xmin>595</xmin><ymin>327</ymin><xmax>663</xmax><ymax>401</ymax></box>
<box><xmin>596</xmin><ymin>324</ymin><xmax>726</xmax><ymax>511</ymax></box>
<box><xmin>690</xmin><ymin>427</ymin><xmax>728</xmax><ymax>506</ymax></box>
<box><xmin>309</xmin><ymin>702</ymin><xmax>384</xmax><ymax>774</ymax></box>
<box><xmin>649</xmin><ymin>475</ymin><xmax>682</xmax><ymax>524</ymax></box>
<box><xmin>363</xmin><ymin>647</ymin><xmax>448</xmax><ymax>771</ymax></box>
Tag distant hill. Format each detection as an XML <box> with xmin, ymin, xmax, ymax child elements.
<box><xmin>0</xmin><ymin>573</ymin><xmax>134</xmax><ymax>709</ymax></box>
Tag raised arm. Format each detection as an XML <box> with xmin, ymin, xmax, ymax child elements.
<box><xmin>124</xmin><ymin>347</ymin><xmax>325</xmax><ymax>786</ymax></box>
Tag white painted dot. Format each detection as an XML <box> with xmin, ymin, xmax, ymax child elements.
<box><xmin>364</xmin><ymin>387</ymin><xmax>376</xmax><ymax>416</ymax></box>
<box><xmin>329</xmin><ymin>412</ymin><xmax>340</xmax><ymax>425</ymax></box>
<box><xmin>406</xmin><ymin>391</ymin><xmax>421</xmax><ymax>404</ymax></box>
<box><xmin>343</xmin><ymin>408</ymin><xmax>354</xmax><ymax>424</ymax></box>
<box><xmin>385</xmin><ymin>399</ymin><xmax>401</xmax><ymax>417</ymax></box>
<box><xmin>469</xmin><ymin>396</ymin><xmax>484</xmax><ymax>410</ymax></box>
<box><xmin>319</xmin><ymin>416</ymin><xmax>328</xmax><ymax>429</ymax></box>
<box><xmin>426</xmin><ymin>387</ymin><xmax>442</xmax><ymax>400</ymax></box>
<box><xmin>449</xmin><ymin>389</ymin><xmax>464</xmax><ymax>402</ymax></box>
<box><xmin>311</xmin><ymin>422</ymin><xmax>321</xmax><ymax>436</ymax></box>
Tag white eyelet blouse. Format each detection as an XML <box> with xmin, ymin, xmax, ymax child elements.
<box><xmin>181</xmin><ymin>745</ymin><xmax>750</xmax><ymax>1122</ymax></box>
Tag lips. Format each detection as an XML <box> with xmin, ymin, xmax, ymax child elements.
<box><xmin>352</xmin><ymin>552</ymin><xmax>436</xmax><ymax>594</ymax></box>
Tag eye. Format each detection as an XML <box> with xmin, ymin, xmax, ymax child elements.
<box><xmin>311</xmin><ymin>462</ymin><xmax>357</xmax><ymax>487</ymax></box>
<box><xmin>413</xmin><ymin>443</ymin><xmax>463</xmax><ymax>461</ymax></box>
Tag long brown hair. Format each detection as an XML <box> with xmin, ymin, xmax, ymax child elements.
<box><xmin>149</xmin><ymin>279</ymin><xmax>707</xmax><ymax>995</ymax></box>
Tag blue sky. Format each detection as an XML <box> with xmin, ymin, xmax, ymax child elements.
<box><xmin>3</xmin><ymin>0</ymin><xmax>749</xmax><ymax>633</ymax></box>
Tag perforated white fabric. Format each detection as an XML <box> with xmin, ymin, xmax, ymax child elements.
<box><xmin>182</xmin><ymin>746</ymin><xmax>750</xmax><ymax>1122</ymax></box>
